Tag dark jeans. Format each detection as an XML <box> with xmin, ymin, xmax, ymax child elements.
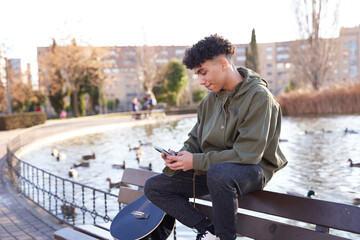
<box><xmin>144</xmin><ymin>162</ymin><xmax>265</xmax><ymax>240</ymax></box>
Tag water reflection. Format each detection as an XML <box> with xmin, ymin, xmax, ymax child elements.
<box><xmin>20</xmin><ymin>115</ymin><xmax>360</xmax><ymax>238</ymax></box>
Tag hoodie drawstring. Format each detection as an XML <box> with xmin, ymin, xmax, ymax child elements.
<box><xmin>224</xmin><ymin>100</ymin><xmax>230</xmax><ymax>119</ymax></box>
<box><xmin>193</xmin><ymin>171</ymin><xmax>197</xmax><ymax>208</ymax></box>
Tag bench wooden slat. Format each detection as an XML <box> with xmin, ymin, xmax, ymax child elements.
<box><xmin>238</xmin><ymin>190</ymin><xmax>360</xmax><ymax>234</ymax></box>
<box><xmin>120</xmin><ymin>168</ymin><xmax>158</xmax><ymax>187</ymax></box>
<box><xmin>74</xmin><ymin>225</ymin><xmax>113</xmax><ymax>240</ymax></box>
<box><xmin>196</xmin><ymin>204</ymin><xmax>349</xmax><ymax>240</ymax></box>
<box><xmin>118</xmin><ymin>187</ymin><xmax>143</xmax><ymax>204</ymax></box>
<box><xmin>54</xmin><ymin>228</ymin><xmax>99</xmax><ymax>240</ymax></box>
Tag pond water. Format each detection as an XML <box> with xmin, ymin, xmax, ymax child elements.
<box><xmin>20</xmin><ymin>115</ymin><xmax>360</xmax><ymax>239</ymax></box>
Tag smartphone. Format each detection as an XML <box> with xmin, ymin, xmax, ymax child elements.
<box><xmin>153</xmin><ymin>146</ymin><xmax>172</xmax><ymax>156</ymax></box>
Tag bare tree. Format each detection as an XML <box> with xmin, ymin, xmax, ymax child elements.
<box><xmin>38</xmin><ymin>39</ymin><xmax>105</xmax><ymax>116</ymax></box>
<box><xmin>135</xmin><ymin>45</ymin><xmax>162</xmax><ymax>92</ymax></box>
<box><xmin>292</xmin><ymin>0</ymin><xmax>340</xmax><ymax>90</ymax></box>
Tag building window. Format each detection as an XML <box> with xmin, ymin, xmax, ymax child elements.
<box><xmin>106</xmin><ymin>50</ymin><xmax>116</xmax><ymax>56</ymax></box>
<box><xmin>236</xmin><ymin>56</ymin><xmax>246</xmax><ymax>61</ymax></box>
<box><xmin>266</xmin><ymin>47</ymin><xmax>272</xmax><ymax>52</ymax></box>
<box><xmin>267</xmin><ymin>72</ymin><xmax>272</xmax><ymax>76</ymax></box>
<box><xmin>266</xmin><ymin>55</ymin><xmax>273</xmax><ymax>60</ymax></box>
<box><xmin>160</xmin><ymin>50</ymin><xmax>168</xmax><ymax>55</ymax></box>
<box><xmin>125</xmin><ymin>59</ymin><xmax>135</xmax><ymax>65</ymax></box>
<box><xmin>277</xmin><ymin>63</ymin><xmax>284</xmax><ymax>69</ymax></box>
<box><xmin>155</xmin><ymin>59</ymin><xmax>169</xmax><ymax>63</ymax></box>
<box><xmin>103</xmin><ymin>68</ymin><xmax>111</xmax><ymax>74</ymax></box>
<box><xmin>350</xmin><ymin>66</ymin><xmax>357</xmax><ymax>77</ymax></box>
<box><xmin>103</xmin><ymin>59</ymin><xmax>116</xmax><ymax>65</ymax></box>
<box><xmin>266</xmin><ymin>64</ymin><xmax>272</xmax><ymax>68</ymax></box>
<box><xmin>237</xmin><ymin>47</ymin><xmax>246</xmax><ymax>53</ymax></box>
<box><xmin>125</xmin><ymin>51</ymin><xmax>136</xmax><ymax>56</ymax></box>
<box><xmin>277</xmin><ymin>54</ymin><xmax>290</xmax><ymax>60</ymax></box>
<box><xmin>276</xmin><ymin>46</ymin><xmax>289</xmax><ymax>52</ymax></box>
<box><xmin>349</xmin><ymin>41</ymin><xmax>357</xmax><ymax>50</ymax></box>
<box><xmin>175</xmin><ymin>49</ymin><xmax>185</xmax><ymax>55</ymax></box>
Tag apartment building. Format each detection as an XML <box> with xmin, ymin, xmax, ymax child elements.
<box><xmin>37</xmin><ymin>25</ymin><xmax>360</xmax><ymax>113</ymax></box>
<box><xmin>97</xmin><ymin>45</ymin><xmax>189</xmax><ymax>111</ymax></box>
<box><xmin>338</xmin><ymin>27</ymin><xmax>360</xmax><ymax>84</ymax></box>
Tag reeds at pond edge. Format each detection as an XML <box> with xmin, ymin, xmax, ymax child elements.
<box><xmin>276</xmin><ymin>83</ymin><xmax>360</xmax><ymax>116</ymax></box>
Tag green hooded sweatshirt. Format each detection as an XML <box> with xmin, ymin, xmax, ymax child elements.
<box><xmin>163</xmin><ymin>67</ymin><xmax>288</xmax><ymax>184</ymax></box>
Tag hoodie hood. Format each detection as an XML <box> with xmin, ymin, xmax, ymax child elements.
<box><xmin>235</xmin><ymin>67</ymin><xmax>268</xmax><ymax>98</ymax></box>
<box><xmin>215</xmin><ymin>67</ymin><xmax>268</xmax><ymax>100</ymax></box>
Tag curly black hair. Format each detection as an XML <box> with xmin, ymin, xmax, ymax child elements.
<box><xmin>182</xmin><ymin>34</ymin><xmax>236</xmax><ymax>69</ymax></box>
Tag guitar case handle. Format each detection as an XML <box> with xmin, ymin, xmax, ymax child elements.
<box><xmin>131</xmin><ymin>210</ymin><xmax>149</xmax><ymax>219</ymax></box>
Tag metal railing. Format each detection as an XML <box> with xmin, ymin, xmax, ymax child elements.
<box><xmin>7</xmin><ymin>150</ymin><xmax>119</xmax><ymax>226</ymax></box>
<box><xmin>4</xmin><ymin>116</ymin><xmax>136</xmax><ymax>226</ymax></box>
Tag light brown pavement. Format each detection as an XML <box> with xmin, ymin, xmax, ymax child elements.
<box><xmin>0</xmin><ymin>127</ymin><xmax>66</xmax><ymax>240</ymax></box>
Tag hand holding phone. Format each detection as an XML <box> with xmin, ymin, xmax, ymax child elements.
<box><xmin>153</xmin><ymin>146</ymin><xmax>172</xmax><ymax>156</ymax></box>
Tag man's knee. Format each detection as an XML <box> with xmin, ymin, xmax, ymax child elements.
<box><xmin>144</xmin><ymin>177</ymin><xmax>156</xmax><ymax>199</ymax></box>
<box><xmin>207</xmin><ymin>163</ymin><xmax>233</xmax><ymax>186</ymax></box>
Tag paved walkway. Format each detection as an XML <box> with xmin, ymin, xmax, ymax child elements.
<box><xmin>0</xmin><ymin>113</ymin><xmax>195</xmax><ymax>240</ymax></box>
<box><xmin>0</xmin><ymin>128</ymin><xmax>65</xmax><ymax>240</ymax></box>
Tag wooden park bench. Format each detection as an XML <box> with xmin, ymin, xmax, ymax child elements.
<box><xmin>54</xmin><ymin>168</ymin><xmax>360</xmax><ymax>240</ymax></box>
<box><xmin>131</xmin><ymin>108</ymin><xmax>166</xmax><ymax>120</ymax></box>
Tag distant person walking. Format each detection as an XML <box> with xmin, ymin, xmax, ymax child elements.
<box><xmin>131</xmin><ymin>97</ymin><xmax>140</xmax><ymax>119</ymax></box>
<box><xmin>144</xmin><ymin>89</ymin><xmax>157</xmax><ymax>117</ymax></box>
<box><xmin>60</xmin><ymin>110</ymin><xmax>67</xmax><ymax>119</ymax></box>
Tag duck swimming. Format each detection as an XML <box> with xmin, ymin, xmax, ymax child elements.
<box><xmin>129</xmin><ymin>145</ymin><xmax>142</xmax><ymax>152</ymax></box>
<box><xmin>61</xmin><ymin>204</ymin><xmax>76</xmax><ymax>218</ymax></box>
<box><xmin>51</xmin><ymin>148</ymin><xmax>59</xmax><ymax>157</ymax></box>
<box><xmin>82</xmin><ymin>152</ymin><xmax>96</xmax><ymax>160</ymax></box>
<box><xmin>139</xmin><ymin>163</ymin><xmax>152</xmax><ymax>171</ymax></box>
<box><xmin>56</xmin><ymin>152</ymin><xmax>67</xmax><ymax>161</ymax></box>
<box><xmin>139</xmin><ymin>140</ymin><xmax>152</xmax><ymax>146</ymax></box>
<box><xmin>73</xmin><ymin>162</ymin><xmax>90</xmax><ymax>168</ymax></box>
<box><xmin>106</xmin><ymin>178</ymin><xmax>130</xmax><ymax>188</ymax></box>
<box><xmin>348</xmin><ymin>159</ymin><xmax>360</xmax><ymax>168</ymax></box>
<box><xmin>136</xmin><ymin>149</ymin><xmax>144</xmax><ymax>162</ymax></box>
<box><xmin>112</xmin><ymin>161</ymin><xmax>126</xmax><ymax>169</ymax></box>
<box><xmin>68</xmin><ymin>167</ymin><xmax>78</xmax><ymax>178</ymax></box>
<box><xmin>287</xmin><ymin>190</ymin><xmax>317</xmax><ymax>198</ymax></box>
<box><xmin>344</xmin><ymin>128</ymin><xmax>358</xmax><ymax>134</ymax></box>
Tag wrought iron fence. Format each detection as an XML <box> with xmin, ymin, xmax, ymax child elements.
<box><xmin>5</xmin><ymin>118</ymin><xmax>130</xmax><ymax>226</ymax></box>
<box><xmin>7</xmin><ymin>150</ymin><xmax>119</xmax><ymax>226</ymax></box>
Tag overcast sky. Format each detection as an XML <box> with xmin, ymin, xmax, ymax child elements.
<box><xmin>1</xmin><ymin>0</ymin><xmax>359</xmax><ymax>82</ymax></box>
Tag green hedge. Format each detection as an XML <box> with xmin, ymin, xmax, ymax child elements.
<box><xmin>0</xmin><ymin>112</ymin><xmax>47</xmax><ymax>130</ymax></box>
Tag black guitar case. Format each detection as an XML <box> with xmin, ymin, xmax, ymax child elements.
<box><xmin>110</xmin><ymin>194</ymin><xmax>175</xmax><ymax>240</ymax></box>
